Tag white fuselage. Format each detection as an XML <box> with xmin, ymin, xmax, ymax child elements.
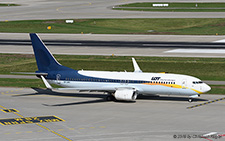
<box><xmin>48</xmin><ymin>70</ymin><xmax>211</xmax><ymax>97</ymax></box>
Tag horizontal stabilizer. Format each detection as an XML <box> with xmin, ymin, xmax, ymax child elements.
<box><xmin>11</xmin><ymin>72</ymin><xmax>48</xmax><ymax>75</ymax></box>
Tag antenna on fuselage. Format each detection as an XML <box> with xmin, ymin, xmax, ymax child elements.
<box><xmin>132</xmin><ymin>58</ymin><xmax>142</xmax><ymax>73</ymax></box>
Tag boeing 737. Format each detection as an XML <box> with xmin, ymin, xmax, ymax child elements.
<box><xmin>29</xmin><ymin>33</ymin><xmax>211</xmax><ymax>102</ymax></box>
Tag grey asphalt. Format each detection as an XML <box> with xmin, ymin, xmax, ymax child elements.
<box><xmin>1</xmin><ymin>33</ymin><xmax>225</xmax><ymax>58</ymax></box>
<box><xmin>2</xmin><ymin>0</ymin><xmax>225</xmax><ymax>21</ymax></box>
<box><xmin>0</xmin><ymin>87</ymin><xmax>224</xmax><ymax>141</ymax></box>
<box><xmin>1</xmin><ymin>33</ymin><xmax>225</xmax><ymax>42</ymax></box>
<box><xmin>3</xmin><ymin>38</ymin><xmax>225</xmax><ymax>49</ymax></box>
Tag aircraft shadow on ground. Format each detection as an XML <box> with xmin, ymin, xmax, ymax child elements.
<box><xmin>12</xmin><ymin>87</ymin><xmax>208</xmax><ymax>106</ymax></box>
<box><xmin>137</xmin><ymin>95</ymin><xmax>208</xmax><ymax>102</ymax></box>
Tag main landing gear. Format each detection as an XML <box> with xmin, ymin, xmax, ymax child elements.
<box><xmin>105</xmin><ymin>92</ymin><xmax>115</xmax><ymax>101</ymax></box>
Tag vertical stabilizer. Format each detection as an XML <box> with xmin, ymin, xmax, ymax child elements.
<box><xmin>30</xmin><ymin>33</ymin><xmax>71</xmax><ymax>71</ymax></box>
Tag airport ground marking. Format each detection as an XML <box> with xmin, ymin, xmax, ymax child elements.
<box><xmin>0</xmin><ymin>115</ymin><xmax>65</xmax><ymax>126</ymax></box>
<box><xmin>187</xmin><ymin>97</ymin><xmax>225</xmax><ymax>109</ymax></box>
<box><xmin>56</xmin><ymin>2</ymin><xmax>92</xmax><ymax>13</ymax></box>
<box><xmin>14</xmin><ymin>112</ymin><xmax>24</xmax><ymax>118</ymax></box>
<box><xmin>0</xmin><ymin>88</ymin><xmax>24</xmax><ymax>96</ymax></box>
<box><xmin>0</xmin><ymin>89</ymin><xmax>106</xmax><ymax>140</ymax></box>
<box><xmin>0</xmin><ymin>104</ymin><xmax>71</xmax><ymax>141</ymax></box>
<box><xmin>35</xmin><ymin>123</ymin><xmax>72</xmax><ymax>141</ymax></box>
<box><xmin>26</xmin><ymin>131</ymin><xmax>33</xmax><ymax>133</ymax></box>
<box><xmin>1</xmin><ymin>109</ymin><xmax>19</xmax><ymax>113</ymax></box>
<box><xmin>0</xmin><ymin>105</ymin><xmax>7</xmax><ymax>109</ymax></box>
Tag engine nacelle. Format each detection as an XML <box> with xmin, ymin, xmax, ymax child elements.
<box><xmin>114</xmin><ymin>88</ymin><xmax>137</xmax><ymax>101</ymax></box>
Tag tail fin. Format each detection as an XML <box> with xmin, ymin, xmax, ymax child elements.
<box><xmin>30</xmin><ymin>33</ymin><xmax>71</xmax><ymax>71</ymax></box>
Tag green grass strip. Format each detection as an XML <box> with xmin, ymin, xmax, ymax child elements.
<box><xmin>0</xmin><ymin>3</ymin><xmax>20</xmax><ymax>6</ymax></box>
<box><xmin>117</xmin><ymin>3</ymin><xmax>225</xmax><ymax>8</ymax></box>
<box><xmin>1</xmin><ymin>18</ymin><xmax>225</xmax><ymax>35</ymax></box>
<box><xmin>114</xmin><ymin>8</ymin><xmax>225</xmax><ymax>12</ymax></box>
<box><xmin>207</xmin><ymin>85</ymin><xmax>225</xmax><ymax>94</ymax></box>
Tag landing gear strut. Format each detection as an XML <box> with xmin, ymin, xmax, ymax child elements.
<box><xmin>188</xmin><ymin>98</ymin><xmax>193</xmax><ymax>103</ymax></box>
<box><xmin>105</xmin><ymin>92</ymin><xmax>115</xmax><ymax>101</ymax></box>
<box><xmin>188</xmin><ymin>94</ymin><xmax>200</xmax><ymax>103</ymax></box>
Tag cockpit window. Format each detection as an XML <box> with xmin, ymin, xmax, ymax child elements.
<box><xmin>193</xmin><ymin>81</ymin><xmax>203</xmax><ymax>84</ymax></box>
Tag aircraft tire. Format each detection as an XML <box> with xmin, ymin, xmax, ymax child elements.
<box><xmin>106</xmin><ymin>95</ymin><xmax>114</xmax><ymax>101</ymax></box>
<box><xmin>188</xmin><ymin>98</ymin><xmax>193</xmax><ymax>103</ymax></box>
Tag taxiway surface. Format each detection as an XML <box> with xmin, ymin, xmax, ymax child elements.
<box><xmin>0</xmin><ymin>87</ymin><xmax>224</xmax><ymax>141</ymax></box>
<box><xmin>2</xmin><ymin>0</ymin><xmax>225</xmax><ymax>21</ymax></box>
<box><xmin>1</xmin><ymin>33</ymin><xmax>225</xmax><ymax>58</ymax></box>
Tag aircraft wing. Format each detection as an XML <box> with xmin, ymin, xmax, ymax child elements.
<box><xmin>55</xmin><ymin>87</ymin><xmax>138</xmax><ymax>101</ymax></box>
<box><xmin>41</xmin><ymin>76</ymin><xmax>139</xmax><ymax>101</ymax></box>
<box><xmin>55</xmin><ymin>87</ymin><xmax>115</xmax><ymax>92</ymax></box>
<box><xmin>41</xmin><ymin>76</ymin><xmax>139</xmax><ymax>92</ymax></box>
<box><xmin>55</xmin><ymin>86</ymin><xmax>139</xmax><ymax>91</ymax></box>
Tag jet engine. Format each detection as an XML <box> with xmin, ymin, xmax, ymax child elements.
<box><xmin>114</xmin><ymin>88</ymin><xmax>137</xmax><ymax>101</ymax></box>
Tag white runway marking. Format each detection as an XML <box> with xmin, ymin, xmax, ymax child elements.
<box><xmin>214</xmin><ymin>39</ymin><xmax>225</xmax><ymax>42</ymax></box>
<box><xmin>165</xmin><ymin>49</ymin><xmax>225</xmax><ymax>54</ymax></box>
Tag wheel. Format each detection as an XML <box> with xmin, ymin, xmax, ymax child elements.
<box><xmin>106</xmin><ymin>95</ymin><xmax>114</xmax><ymax>101</ymax></box>
<box><xmin>188</xmin><ymin>98</ymin><xmax>193</xmax><ymax>103</ymax></box>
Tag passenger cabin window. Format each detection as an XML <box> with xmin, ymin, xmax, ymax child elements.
<box><xmin>193</xmin><ymin>81</ymin><xmax>203</xmax><ymax>84</ymax></box>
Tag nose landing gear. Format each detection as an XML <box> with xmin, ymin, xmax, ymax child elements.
<box><xmin>188</xmin><ymin>98</ymin><xmax>193</xmax><ymax>103</ymax></box>
<box><xmin>188</xmin><ymin>94</ymin><xmax>200</xmax><ymax>103</ymax></box>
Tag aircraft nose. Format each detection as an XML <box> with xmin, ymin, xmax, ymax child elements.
<box><xmin>203</xmin><ymin>84</ymin><xmax>211</xmax><ymax>93</ymax></box>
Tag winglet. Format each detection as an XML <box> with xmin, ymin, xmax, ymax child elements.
<box><xmin>132</xmin><ymin>58</ymin><xmax>142</xmax><ymax>73</ymax></box>
<box><xmin>41</xmin><ymin>75</ymin><xmax>52</xmax><ymax>89</ymax></box>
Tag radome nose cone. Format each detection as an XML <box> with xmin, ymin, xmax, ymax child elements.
<box><xmin>205</xmin><ymin>84</ymin><xmax>211</xmax><ymax>93</ymax></box>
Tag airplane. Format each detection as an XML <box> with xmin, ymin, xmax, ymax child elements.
<box><xmin>29</xmin><ymin>33</ymin><xmax>211</xmax><ymax>102</ymax></box>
